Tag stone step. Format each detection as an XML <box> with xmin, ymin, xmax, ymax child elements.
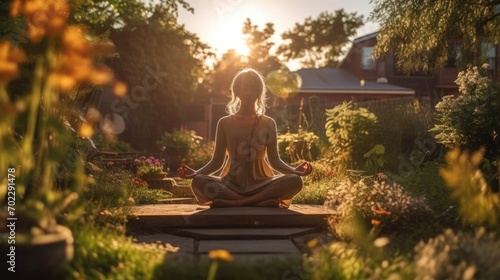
<box><xmin>173</xmin><ymin>227</ymin><xmax>316</xmax><ymax>240</ymax></box>
<box><xmin>127</xmin><ymin>204</ymin><xmax>337</xmax><ymax>232</ymax></box>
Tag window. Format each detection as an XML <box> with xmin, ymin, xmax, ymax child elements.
<box><xmin>361</xmin><ymin>46</ymin><xmax>376</xmax><ymax>70</ymax></box>
<box><xmin>481</xmin><ymin>42</ymin><xmax>496</xmax><ymax>70</ymax></box>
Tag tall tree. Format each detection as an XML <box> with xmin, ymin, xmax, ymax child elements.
<box><xmin>105</xmin><ymin>6</ymin><xmax>211</xmax><ymax>149</ymax></box>
<box><xmin>370</xmin><ymin>0</ymin><xmax>500</xmax><ymax>74</ymax></box>
<box><xmin>277</xmin><ymin>9</ymin><xmax>364</xmax><ymax>68</ymax></box>
<box><xmin>242</xmin><ymin>18</ymin><xmax>283</xmax><ymax>76</ymax></box>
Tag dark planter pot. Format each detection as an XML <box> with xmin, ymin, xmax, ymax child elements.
<box><xmin>139</xmin><ymin>172</ymin><xmax>167</xmax><ymax>181</ymax></box>
<box><xmin>1</xmin><ymin>224</ymin><xmax>73</xmax><ymax>279</ymax></box>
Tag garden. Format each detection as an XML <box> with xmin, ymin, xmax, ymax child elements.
<box><xmin>1</xmin><ymin>0</ymin><xmax>500</xmax><ymax>279</ymax></box>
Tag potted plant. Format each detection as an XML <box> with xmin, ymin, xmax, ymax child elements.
<box><xmin>134</xmin><ymin>155</ymin><xmax>167</xmax><ymax>181</ymax></box>
<box><xmin>0</xmin><ymin>0</ymin><xmax>119</xmax><ymax>277</ymax></box>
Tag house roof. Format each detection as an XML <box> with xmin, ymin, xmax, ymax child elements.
<box><xmin>295</xmin><ymin>68</ymin><xmax>415</xmax><ymax>95</ymax></box>
<box><xmin>353</xmin><ymin>31</ymin><xmax>379</xmax><ymax>44</ymax></box>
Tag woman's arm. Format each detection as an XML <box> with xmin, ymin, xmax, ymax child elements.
<box><xmin>264</xmin><ymin>118</ymin><xmax>313</xmax><ymax>176</ymax></box>
<box><xmin>195</xmin><ymin>118</ymin><xmax>227</xmax><ymax>175</ymax></box>
<box><xmin>265</xmin><ymin>118</ymin><xmax>297</xmax><ymax>174</ymax></box>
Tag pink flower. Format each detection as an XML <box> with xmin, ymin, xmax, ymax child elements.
<box><xmin>162</xmin><ymin>146</ymin><xmax>166</xmax><ymax>151</ymax></box>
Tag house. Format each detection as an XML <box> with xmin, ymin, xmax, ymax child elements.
<box><xmin>340</xmin><ymin>31</ymin><xmax>499</xmax><ymax>104</ymax></box>
<box><xmin>291</xmin><ymin>67</ymin><xmax>414</xmax><ymax>107</ymax></box>
<box><xmin>187</xmin><ymin>66</ymin><xmax>416</xmax><ymax>140</ymax></box>
<box><xmin>190</xmin><ymin>29</ymin><xmax>500</xmax><ymax>140</ymax></box>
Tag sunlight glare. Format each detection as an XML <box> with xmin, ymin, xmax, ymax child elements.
<box><xmin>210</xmin><ymin>5</ymin><xmax>267</xmax><ymax>58</ymax></box>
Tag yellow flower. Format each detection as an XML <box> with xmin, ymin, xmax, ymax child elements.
<box><xmin>306</xmin><ymin>238</ymin><xmax>319</xmax><ymax>249</ymax></box>
<box><xmin>78</xmin><ymin>122</ymin><xmax>93</xmax><ymax>138</ymax></box>
<box><xmin>54</xmin><ymin>25</ymin><xmax>113</xmax><ymax>90</ymax></box>
<box><xmin>0</xmin><ymin>41</ymin><xmax>26</xmax><ymax>85</ymax></box>
<box><xmin>10</xmin><ymin>0</ymin><xmax>22</xmax><ymax>17</ymax></box>
<box><xmin>113</xmin><ymin>81</ymin><xmax>128</xmax><ymax>97</ymax></box>
<box><xmin>208</xmin><ymin>249</ymin><xmax>233</xmax><ymax>262</ymax></box>
<box><xmin>13</xmin><ymin>0</ymin><xmax>70</xmax><ymax>42</ymax></box>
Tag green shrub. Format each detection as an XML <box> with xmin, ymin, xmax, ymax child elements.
<box><xmin>326</xmin><ymin>179</ymin><xmax>433</xmax><ymax>238</ymax></box>
<box><xmin>278</xmin><ymin>130</ymin><xmax>321</xmax><ymax>163</ymax></box>
<box><xmin>293</xmin><ymin>179</ymin><xmax>335</xmax><ymax>205</ymax></box>
<box><xmin>156</xmin><ymin>128</ymin><xmax>194</xmax><ymax>158</ymax></box>
<box><xmin>305</xmin><ymin>241</ymin><xmax>414</xmax><ymax>280</ymax></box>
<box><xmin>325</xmin><ymin>101</ymin><xmax>379</xmax><ymax>173</ymax></box>
<box><xmin>183</xmin><ymin>139</ymin><xmax>215</xmax><ymax>169</ymax></box>
<box><xmin>414</xmin><ymin>228</ymin><xmax>500</xmax><ymax>280</ymax></box>
<box><xmin>65</xmin><ymin>223</ymin><xmax>167</xmax><ymax>279</ymax></box>
<box><xmin>360</xmin><ymin>97</ymin><xmax>434</xmax><ymax>174</ymax></box>
<box><xmin>84</xmin><ymin>170</ymin><xmax>171</xmax><ymax>230</ymax></box>
<box><xmin>156</xmin><ymin>127</ymin><xmax>214</xmax><ymax>169</ymax></box>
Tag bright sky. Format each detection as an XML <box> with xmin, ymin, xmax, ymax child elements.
<box><xmin>177</xmin><ymin>0</ymin><xmax>379</xmax><ymax>70</ymax></box>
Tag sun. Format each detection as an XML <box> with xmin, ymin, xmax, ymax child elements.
<box><xmin>211</xmin><ymin>22</ymin><xmax>250</xmax><ymax>57</ymax></box>
<box><xmin>209</xmin><ymin>5</ymin><xmax>267</xmax><ymax>58</ymax></box>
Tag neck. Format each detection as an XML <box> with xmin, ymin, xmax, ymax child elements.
<box><xmin>236</xmin><ymin>103</ymin><xmax>257</xmax><ymax>116</ymax></box>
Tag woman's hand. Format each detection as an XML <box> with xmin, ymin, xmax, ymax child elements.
<box><xmin>294</xmin><ymin>161</ymin><xmax>313</xmax><ymax>176</ymax></box>
<box><xmin>177</xmin><ymin>165</ymin><xmax>197</xmax><ymax>179</ymax></box>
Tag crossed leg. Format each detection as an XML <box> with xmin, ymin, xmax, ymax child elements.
<box><xmin>190</xmin><ymin>174</ymin><xmax>303</xmax><ymax>208</ymax></box>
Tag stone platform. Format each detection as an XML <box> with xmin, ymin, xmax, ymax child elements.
<box><xmin>128</xmin><ymin>204</ymin><xmax>336</xmax><ymax>262</ymax></box>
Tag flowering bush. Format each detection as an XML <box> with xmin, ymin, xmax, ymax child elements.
<box><xmin>414</xmin><ymin>228</ymin><xmax>500</xmax><ymax>280</ymax></box>
<box><xmin>326</xmin><ymin>179</ymin><xmax>432</xmax><ymax>238</ymax></box>
<box><xmin>430</xmin><ymin>64</ymin><xmax>500</xmax><ymax>164</ymax></box>
<box><xmin>134</xmin><ymin>156</ymin><xmax>166</xmax><ymax>175</ymax></box>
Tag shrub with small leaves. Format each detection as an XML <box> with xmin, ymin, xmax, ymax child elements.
<box><xmin>326</xmin><ymin>179</ymin><xmax>432</xmax><ymax>237</ymax></box>
<box><xmin>325</xmin><ymin>101</ymin><xmax>379</xmax><ymax>173</ymax></box>
<box><xmin>414</xmin><ymin>228</ymin><xmax>500</xmax><ymax>280</ymax></box>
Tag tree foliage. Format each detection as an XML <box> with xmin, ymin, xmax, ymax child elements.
<box><xmin>65</xmin><ymin>0</ymin><xmax>211</xmax><ymax>150</ymax></box>
<box><xmin>242</xmin><ymin>18</ymin><xmax>282</xmax><ymax>75</ymax></box>
<box><xmin>370</xmin><ymin>0</ymin><xmax>500</xmax><ymax>74</ymax></box>
<box><xmin>277</xmin><ymin>10</ymin><xmax>364</xmax><ymax>68</ymax></box>
<box><xmin>204</xmin><ymin>49</ymin><xmax>245</xmax><ymax>96</ymax></box>
<box><xmin>203</xmin><ymin>18</ymin><xmax>282</xmax><ymax>97</ymax></box>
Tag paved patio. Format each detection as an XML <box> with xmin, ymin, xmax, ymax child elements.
<box><xmin>127</xmin><ymin>204</ymin><xmax>337</xmax><ymax>262</ymax></box>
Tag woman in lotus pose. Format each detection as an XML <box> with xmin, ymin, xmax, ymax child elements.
<box><xmin>177</xmin><ymin>68</ymin><xmax>312</xmax><ymax>208</ymax></box>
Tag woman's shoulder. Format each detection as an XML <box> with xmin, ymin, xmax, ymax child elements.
<box><xmin>260</xmin><ymin>115</ymin><xmax>276</xmax><ymax>124</ymax></box>
<box><xmin>217</xmin><ymin>115</ymin><xmax>233</xmax><ymax>124</ymax></box>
